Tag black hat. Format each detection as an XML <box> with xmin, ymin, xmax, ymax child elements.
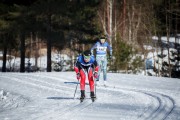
<box><xmin>83</xmin><ymin>50</ymin><xmax>91</xmax><ymax>56</ymax></box>
<box><xmin>100</xmin><ymin>34</ymin><xmax>106</xmax><ymax>39</ymax></box>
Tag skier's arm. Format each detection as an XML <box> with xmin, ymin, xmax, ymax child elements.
<box><xmin>90</xmin><ymin>43</ymin><xmax>97</xmax><ymax>55</ymax></box>
<box><xmin>74</xmin><ymin>58</ymin><xmax>81</xmax><ymax>80</ymax></box>
<box><xmin>107</xmin><ymin>43</ymin><xmax>112</xmax><ymax>56</ymax></box>
<box><xmin>93</xmin><ymin>60</ymin><xmax>98</xmax><ymax>67</ymax></box>
<box><xmin>74</xmin><ymin>58</ymin><xmax>82</xmax><ymax>71</ymax></box>
<box><xmin>107</xmin><ymin>43</ymin><xmax>112</xmax><ymax>59</ymax></box>
<box><xmin>93</xmin><ymin>60</ymin><xmax>99</xmax><ymax>72</ymax></box>
<box><xmin>93</xmin><ymin>60</ymin><xmax>99</xmax><ymax>78</ymax></box>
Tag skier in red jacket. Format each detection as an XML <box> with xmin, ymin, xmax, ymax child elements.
<box><xmin>74</xmin><ymin>50</ymin><xmax>99</xmax><ymax>102</ymax></box>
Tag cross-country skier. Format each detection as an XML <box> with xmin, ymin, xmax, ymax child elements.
<box><xmin>74</xmin><ymin>50</ymin><xmax>99</xmax><ymax>102</ymax></box>
<box><xmin>91</xmin><ymin>35</ymin><xmax>112</xmax><ymax>86</ymax></box>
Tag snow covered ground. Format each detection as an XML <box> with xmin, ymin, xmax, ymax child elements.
<box><xmin>0</xmin><ymin>72</ymin><xmax>180</xmax><ymax>120</ymax></box>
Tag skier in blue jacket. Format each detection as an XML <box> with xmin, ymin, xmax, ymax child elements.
<box><xmin>91</xmin><ymin>35</ymin><xmax>112</xmax><ymax>86</ymax></box>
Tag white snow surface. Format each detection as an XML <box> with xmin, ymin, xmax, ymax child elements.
<box><xmin>0</xmin><ymin>72</ymin><xmax>180</xmax><ymax>120</ymax></box>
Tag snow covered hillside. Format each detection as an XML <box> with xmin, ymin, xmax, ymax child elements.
<box><xmin>0</xmin><ymin>72</ymin><xmax>180</xmax><ymax>120</ymax></box>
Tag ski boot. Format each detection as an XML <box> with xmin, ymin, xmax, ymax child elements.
<box><xmin>90</xmin><ymin>91</ymin><xmax>96</xmax><ymax>102</ymax></box>
<box><xmin>80</xmin><ymin>90</ymin><xmax>85</xmax><ymax>102</ymax></box>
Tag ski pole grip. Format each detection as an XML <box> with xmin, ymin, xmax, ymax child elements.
<box><xmin>76</xmin><ymin>72</ymin><xmax>80</xmax><ymax>80</ymax></box>
<box><xmin>94</xmin><ymin>66</ymin><xmax>99</xmax><ymax>72</ymax></box>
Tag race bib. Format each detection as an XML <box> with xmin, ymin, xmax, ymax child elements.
<box><xmin>97</xmin><ymin>47</ymin><xmax>107</xmax><ymax>52</ymax></box>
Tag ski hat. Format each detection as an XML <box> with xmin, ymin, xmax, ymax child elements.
<box><xmin>100</xmin><ymin>34</ymin><xmax>106</xmax><ymax>40</ymax></box>
<box><xmin>83</xmin><ymin>50</ymin><xmax>91</xmax><ymax>62</ymax></box>
<box><xmin>83</xmin><ymin>50</ymin><xmax>91</xmax><ymax>56</ymax></box>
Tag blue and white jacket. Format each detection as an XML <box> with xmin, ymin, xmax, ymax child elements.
<box><xmin>91</xmin><ymin>41</ymin><xmax>112</xmax><ymax>56</ymax></box>
<box><xmin>75</xmin><ymin>55</ymin><xmax>98</xmax><ymax>69</ymax></box>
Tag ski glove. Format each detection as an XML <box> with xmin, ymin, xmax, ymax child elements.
<box><xmin>76</xmin><ymin>72</ymin><xmax>80</xmax><ymax>80</ymax></box>
<box><xmin>93</xmin><ymin>71</ymin><xmax>98</xmax><ymax>79</ymax></box>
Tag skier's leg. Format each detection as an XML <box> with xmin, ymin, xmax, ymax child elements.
<box><xmin>88</xmin><ymin>68</ymin><xmax>96</xmax><ymax>99</ymax></box>
<box><xmin>79</xmin><ymin>69</ymin><xmax>86</xmax><ymax>98</ymax></box>
<box><xmin>96</xmin><ymin>56</ymin><xmax>102</xmax><ymax>81</ymax></box>
<box><xmin>102</xmin><ymin>58</ymin><xmax>107</xmax><ymax>81</ymax></box>
<box><xmin>80</xmin><ymin>90</ymin><xmax>85</xmax><ymax>99</ymax></box>
<box><xmin>87</xmin><ymin>67</ymin><xmax>94</xmax><ymax>92</ymax></box>
<box><xmin>102</xmin><ymin>58</ymin><xmax>108</xmax><ymax>86</ymax></box>
<box><xmin>103</xmin><ymin>68</ymin><xmax>107</xmax><ymax>81</ymax></box>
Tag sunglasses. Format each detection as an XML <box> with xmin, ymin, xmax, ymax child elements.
<box><xmin>84</xmin><ymin>55</ymin><xmax>90</xmax><ymax>60</ymax></box>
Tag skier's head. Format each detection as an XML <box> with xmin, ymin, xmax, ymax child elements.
<box><xmin>99</xmin><ymin>35</ymin><xmax>106</xmax><ymax>44</ymax></box>
<box><xmin>83</xmin><ymin>50</ymin><xmax>91</xmax><ymax>63</ymax></box>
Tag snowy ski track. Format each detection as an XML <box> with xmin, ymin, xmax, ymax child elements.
<box><xmin>0</xmin><ymin>72</ymin><xmax>180</xmax><ymax>120</ymax></box>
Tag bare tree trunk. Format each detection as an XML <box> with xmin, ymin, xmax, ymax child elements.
<box><xmin>20</xmin><ymin>33</ymin><xmax>25</xmax><ymax>72</ymax></box>
<box><xmin>107</xmin><ymin>0</ymin><xmax>110</xmax><ymax>35</ymax></box>
<box><xmin>127</xmin><ymin>4</ymin><xmax>132</xmax><ymax>43</ymax></box>
<box><xmin>35</xmin><ymin>34</ymin><xmax>39</xmax><ymax>68</ymax></box>
<box><xmin>158</xmin><ymin>36</ymin><xmax>161</xmax><ymax>77</ymax></box>
<box><xmin>114</xmin><ymin>0</ymin><xmax>117</xmax><ymax>42</ymax></box>
<box><xmin>166</xmin><ymin>0</ymin><xmax>171</xmax><ymax>77</ymax></box>
<box><xmin>122</xmin><ymin>0</ymin><xmax>126</xmax><ymax>39</ymax></box>
<box><xmin>109</xmin><ymin>0</ymin><xmax>113</xmax><ymax>46</ymax></box>
<box><xmin>2</xmin><ymin>34</ymin><xmax>7</xmax><ymax>72</ymax></box>
<box><xmin>47</xmin><ymin>15</ymin><xmax>52</xmax><ymax>72</ymax></box>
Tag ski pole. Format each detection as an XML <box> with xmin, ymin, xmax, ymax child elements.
<box><xmin>73</xmin><ymin>82</ymin><xmax>79</xmax><ymax>99</ymax></box>
<box><xmin>93</xmin><ymin>74</ymin><xmax>97</xmax><ymax>96</ymax></box>
<box><xmin>94</xmin><ymin>78</ymin><xmax>96</xmax><ymax>96</ymax></box>
<box><xmin>93</xmin><ymin>65</ymin><xmax>97</xmax><ymax>96</ymax></box>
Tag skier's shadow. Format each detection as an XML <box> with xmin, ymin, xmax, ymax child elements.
<box><xmin>47</xmin><ymin>97</ymin><xmax>78</xmax><ymax>100</ymax></box>
<box><xmin>64</xmin><ymin>81</ymin><xmax>89</xmax><ymax>85</ymax></box>
<box><xmin>47</xmin><ymin>81</ymin><xmax>89</xmax><ymax>100</ymax></box>
<box><xmin>47</xmin><ymin>81</ymin><xmax>79</xmax><ymax>100</ymax></box>
<box><xmin>64</xmin><ymin>81</ymin><xmax>79</xmax><ymax>85</ymax></box>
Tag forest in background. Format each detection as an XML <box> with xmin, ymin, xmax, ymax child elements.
<box><xmin>0</xmin><ymin>0</ymin><xmax>180</xmax><ymax>78</ymax></box>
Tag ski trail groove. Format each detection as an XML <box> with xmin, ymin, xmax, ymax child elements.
<box><xmin>98</xmin><ymin>85</ymin><xmax>175</xmax><ymax>120</ymax></box>
<box><xmin>9</xmin><ymin>74</ymin><xmax>74</xmax><ymax>89</ymax></box>
<box><xmin>1</xmin><ymin>74</ymin><xmax>94</xmax><ymax>120</ymax></box>
<box><xmin>1</xmin><ymin>75</ymin><xmax>71</xmax><ymax>95</ymax></box>
<box><xmin>35</xmin><ymin>99</ymin><xmax>93</xmax><ymax>120</ymax></box>
<box><xmin>142</xmin><ymin>92</ymin><xmax>175</xmax><ymax>120</ymax></box>
<box><xmin>0</xmin><ymin>73</ymin><xmax>176</xmax><ymax>120</ymax></box>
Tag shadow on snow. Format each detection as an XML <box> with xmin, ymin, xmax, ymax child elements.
<box><xmin>46</xmin><ymin>96</ymin><xmax>77</xmax><ymax>100</ymax></box>
<box><xmin>64</xmin><ymin>81</ymin><xmax>89</xmax><ymax>85</ymax></box>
